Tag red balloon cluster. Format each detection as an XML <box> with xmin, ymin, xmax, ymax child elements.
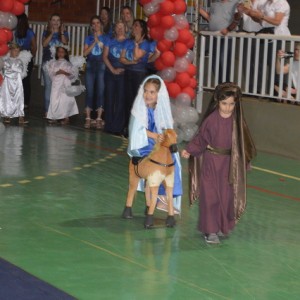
<box><xmin>141</xmin><ymin>0</ymin><xmax>197</xmax><ymax>100</ymax></box>
<box><xmin>0</xmin><ymin>0</ymin><xmax>29</xmax><ymax>56</ymax></box>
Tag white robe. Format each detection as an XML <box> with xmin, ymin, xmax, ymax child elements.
<box><xmin>0</xmin><ymin>57</ymin><xmax>24</xmax><ymax>118</ymax></box>
<box><xmin>46</xmin><ymin>59</ymin><xmax>79</xmax><ymax>120</ymax></box>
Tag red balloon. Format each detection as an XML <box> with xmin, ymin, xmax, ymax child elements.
<box><xmin>0</xmin><ymin>43</ymin><xmax>9</xmax><ymax>56</ymax></box>
<box><xmin>186</xmin><ymin>64</ymin><xmax>197</xmax><ymax>77</ymax></box>
<box><xmin>154</xmin><ymin>58</ymin><xmax>166</xmax><ymax>71</ymax></box>
<box><xmin>160</xmin><ymin>15</ymin><xmax>175</xmax><ymax>29</ymax></box>
<box><xmin>18</xmin><ymin>0</ymin><xmax>30</xmax><ymax>3</ymax></box>
<box><xmin>157</xmin><ymin>39</ymin><xmax>172</xmax><ymax>52</ymax></box>
<box><xmin>182</xmin><ymin>87</ymin><xmax>196</xmax><ymax>100</ymax></box>
<box><xmin>159</xmin><ymin>1</ymin><xmax>175</xmax><ymax>15</ymax></box>
<box><xmin>0</xmin><ymin>0</ymin><xmax>14</xmax><ymax>12</ymax></box>
<box><xmin>149</xmin><ymin>26</ymin><xmax>164</xmax><ymax>41</ymax></box>
<box><xmin>173</xmin><ymin>0</ymin><xmax>187</xmax><ymax>14</ymax></box>
<box><xmin>177</xmin><ymin>29</ymin><xmax>192</xmax><ymax>44</ymax></box>
<box><xmin>3</xmin><ymin>29</ymin><xmax>13</xmax><ymax>42</ymax></box>
<box><xmin>186</xmin><ymin>36</ymin><xmax>195</xmax><ymax>49</ymax></box>
<box><xmin>139</xmin><ymin>0</ymin><xmax>152</xmax><ymax>5</ymax></box>
<box><xmin>167</xmin><ymin>82</ymin><xmax>181</xmax><ymax>98</ymax></box>
<box><xmin>190</xmin><ymin>77</ymin><xmax>197</xmax><ymax>89</ymax></box>
<box><xmin>0</xmin><ymin>30</ymin><xmax>8</xmax><ymax>44</ymax></box>
<box><xmin>173</xmin><ymin>42</ymin><xmax>188</xmax><ymax>57</ymax></box>
<box><xmin>161</xmin><ymin>51</ymin><xmax>176</xmax><ymax>67</ymax></box>
<box><xmin>175</xmin><ymin>72</ymin><xmax>190</xmax><ymax>88</ymax></box>
<box><xmin>148</xmin><ymin>13</ymin><xmax>161</xmax><ymax>28</ymax></box>
<box><xmin>11</xmin><ymin>1</ymin><xmax>25</xmax><ymax>15</ymax></box>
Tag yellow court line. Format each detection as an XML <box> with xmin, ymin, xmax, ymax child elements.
<box><xmin>37</xmin><ymin>223</ymin><xmax>230</xmax><ymax>300</ymax></box>
<box><xmin>252</xmin><ymin>166</ymin><xmax>300</xmax><ymax>182</ymax></box>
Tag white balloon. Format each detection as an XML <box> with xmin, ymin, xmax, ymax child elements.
<box><xmin>164</xmin><ymin>27</ymin><xmax>178</xmax><ymax>41</ymax></box>
<box><xmin>185</xmin><ymin>106</ymin><xmax>199</xmax><ymax>124</ymax></box>
<box><xmin>174</xmin><ymin>57</ymin><xmax>189</xmax><ymax>72</ymax></box>
<box><xmin>158</xmin><ymin>67</ymin><xmax>176</xmax><ymax>82</ymax></box>
<box><xmin>181</xmin><ymin>124</ymin><xmax>198</xmax><ymax>141</ymax></box>
<box><xmin>174</xmin><ymin>14</ymin><xmax>189</xmax><ymax>30</ymax></box>
<box><xmin>2</xmin><ymin>13</ymin><xmax>18</xmax><ymax>30</ymax></box>
<box><xmin>143</xmin><ymin>2</ymin><xmax>160</xmax><ymax>16</ymax></box>
<box><xmin>174</xmin><ymin>106</ymin><xmax>190</xmax><ymax>124</ymax></box>
<box><xmin>170</xmin><ymin>103</ymin><xmax>179</xmax><ymax>119</ymax></box>
<box><xmin>176</xmin><ymin>128</ymin><xmax>184</xmax><ymax>144</ymax></box>
<box><xmin>175</xmin><ymin>93</ymin><xmax>192</xmax><ymax>107</ymax></box>
<box><xmin>185</xmin><ymin>50</ymin><xmax>195</xmax><ymax>63</ymax></box>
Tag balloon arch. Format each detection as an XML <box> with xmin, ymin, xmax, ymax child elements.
<box><xmin>141</xmin><ymin>0</ymin><xmax>199</xmax><ymax>142</ymax></box>
<box><xmin>0</xmin><ymin>0</ymin><xmax>29</xmax><ymax>56</ymax></box>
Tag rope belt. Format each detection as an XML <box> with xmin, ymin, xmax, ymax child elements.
<box><xmin>206</xmin><ymin>145</ymin><xmax>231</xmax><ymax>155</ymax></box>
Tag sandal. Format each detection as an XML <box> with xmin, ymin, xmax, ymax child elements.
<box><xmin>61</xmin><ymin>118</ymin><xmax>69</xmax><ymax>125</ymax></box>
<box><xmin>84</xmin><ymin>118</ymin><xmax>91</xmax><ymax>129</ymax></box>
<box><xmin>19</xmin><ymin>117</ymin><xmax>29</xmax><ymax>125</ymax></box>
<box><xmin>96</xmin><ymin>118</ymin><xmax>104</xmax><ymax>129</ymax></box>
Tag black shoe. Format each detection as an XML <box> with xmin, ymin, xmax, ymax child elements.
<box><xmin>144</xmin><ymin>206</ymin><xmax>149</xmax><ymax>215</ymax></box>
<box><xmin>166</xmin><ymin>215</ymin><xmax>176</xmax><ymax>228</ymax></box>
<box><xmin>122</xmin><ymin>206</ymin><xmax>133</xmax><ymax>219</ymax></box>
<box><xmin>144</xmin><ymin>214</ymin><xmax>154</xmax><ymax>229</ymax></box>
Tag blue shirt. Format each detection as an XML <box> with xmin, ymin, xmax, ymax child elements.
<box><xmin>122</xmin><ymin>39</ymin><xmax>151</xmax><ymax>72</ymax></box>
<box><xmin>15</xmin><ymin>28</ymin><xmax>35</xmax><ymax>51</ymax></box>
<box><xmin>104</xmin><ymin>37</ymin><xmax>126</xmax><ymax>69</ymax></box>
<box><xmin>42</xmin><ymin>31</ymin><xmax>69</xmax><ymax>63</ymax></box>
<box><xmin>84</xmin><ymin>34</ymin><xmax>107</xmax><ymax>62</ymax></box>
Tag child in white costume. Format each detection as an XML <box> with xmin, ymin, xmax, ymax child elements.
<box><xmin>122</xmin><ymin>75</ymin><xmax>182</xmax><ymax>219</ymax></box>
<box><xmin>0</xmin><ymin>43</ymin><xmax>32</xmax><ymax>124</ymax></box>
<box><xmin>45</xmin><ymin>46</ymin><xmax>80</xmax><ymax>124</ymax></box>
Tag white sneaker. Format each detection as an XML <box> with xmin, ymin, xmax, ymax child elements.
<box><xmin>205</xmin><ymin>233</ymin><xmax>220</xmax><ymax>244</ymax></box>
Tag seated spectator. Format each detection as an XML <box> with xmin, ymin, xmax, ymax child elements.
<box><xmin>275</xmin><ymin>44</ymin><xmax>300</xmax><ymax>103</ymax></box>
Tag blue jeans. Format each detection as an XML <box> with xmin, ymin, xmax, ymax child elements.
<box><xmin>124</xmin><ymin>69</ymin><xmax>147</xmax><ymax>128</ymax></box>
<box><xmin>104</xmin><ymin>69</ymin><xmax>125</xmax><ymax>133</ymax></box>
<box><xmin>42</xmin><ymin>63</ymin><xmax>52</xmax><ymax>112</ymax></box>
<box><xmin>85</xmin><ymin>59</ymin><xmax>105</xmax><ymax>110</ymax></box>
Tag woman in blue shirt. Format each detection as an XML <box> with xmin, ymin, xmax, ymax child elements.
<box><xmin>120</xmin><ymin>19</ymin><xmax>152</xmax><ymax>136</ymax></box>
<box><xmin>83</xmin><ymin>15</ymin><xmax>106</xmax><ymax>129</ymax></box>
<box><xmin>100</xmin><ymin>7</ymin><xmax>113</xmax><ymax>38</ymax></box>
<box><xmin>103</xmin><ymin>20</ymin><xmax>126</xmax><ymax>135</ymax></box>
<box><xmin>15</xmin><ymin>13</ymin><xmax>37</xmax><ymax>109</ymax></box>
<box><xmin>42</xmin><ymin>13</ymin><xmax>68</xmax><ymax>118</ymax></box>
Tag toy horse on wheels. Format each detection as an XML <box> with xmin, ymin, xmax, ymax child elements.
<box><xmin>122</xmin><ymin>129</ymin><xmax>178</xmax><ymax>229</ymax></box>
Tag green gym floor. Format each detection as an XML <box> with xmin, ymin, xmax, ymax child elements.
<box><xmin>0</xmin><ymin>116</ymin><xmax>300</xmax><ymax>300</ymax></box>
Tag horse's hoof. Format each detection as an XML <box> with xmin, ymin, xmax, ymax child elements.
<box><xmin>144</xmin><ymin>215</ymin><xmax>154</xmax><ymax>229</ymax></box>
<box><xmin>144</xmin><ymin>206</ymin><xmax>149</xmax><ymax>215</ymax></box>
<box><xmin>166</xmin><ymin>215</ymin><xmax>176</xmax><ymax>228</ymax></box>
<box><xmin>122</xmin><ymin>207</ymin><xmax>133</xmax><ymax>219</ymax></box>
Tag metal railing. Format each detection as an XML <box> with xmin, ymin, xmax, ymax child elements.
<box><xmin>197</xmin><ymin>31</ymin><xmax>300</xmax><ymax>112</ymax></box>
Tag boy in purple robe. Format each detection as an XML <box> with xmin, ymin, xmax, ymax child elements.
<box><xmin>182</xmin><ymin>82</ymin><xmax>256</xmax><ymax>244</ymax></box>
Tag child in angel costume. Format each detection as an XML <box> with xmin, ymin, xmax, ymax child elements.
<box><xmin>122</xmin><ymin>75</ymin><xmax>182</xmax><ymax>219</ymax></box>
<box><xmin>0</xmin><ymin>43</ymin><xmax>32</xmax><ymax>124</ymax></box>
<box><xmin>181</xmin><ymin>82</ymin><xmax>256</xmax><ymax>244</ymax></box>
<box><xmin>44</xmin><ymin>46</ymin><xmax>85</xmax><ymax>124</ymax></box>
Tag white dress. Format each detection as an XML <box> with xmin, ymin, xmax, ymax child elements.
<box><xmin>46</xmin><ymin>58</ymin><xmax>79</xmax><ymax>120</ymax></box>
<box><xmin>0</xmin><ymin>57</ymin><xmax>24</xmax><ymax>118</ymax></box>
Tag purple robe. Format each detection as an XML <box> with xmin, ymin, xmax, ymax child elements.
<box><xmin>186</xmin><ymin>109</ymin><xmax>235</xmax><ymax>235</ymax></box>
